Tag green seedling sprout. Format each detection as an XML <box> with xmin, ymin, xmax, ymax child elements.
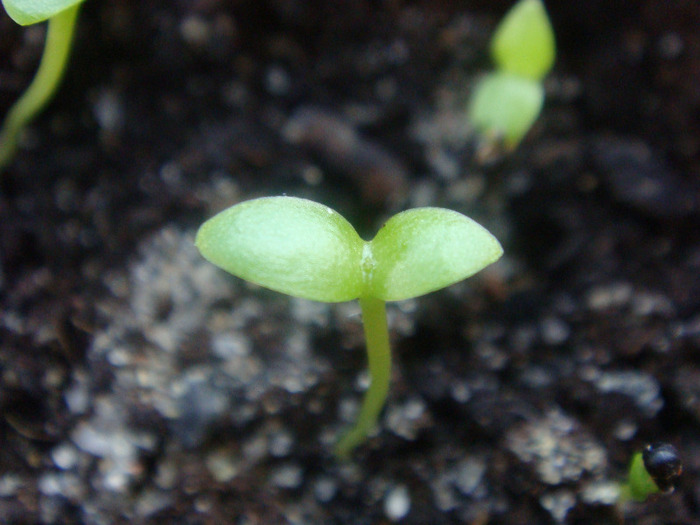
<box><xmin>468</xmin><ymin>0</ymin><xmax>555</xmax><ymax>150</ymax></box>
<box><xmin>0</xmin><ymin>0</ymin><xmax>85</xmax><ymax>171</ymax></box>
<box><xmin>196</xmin><ymin>196</ymin><xmax>503</xmax><ymax>458</ymax></box>
<box><xmin>620</xmin><ymin>443</ymin><xmax>683</xmax><ymax>503</ymax></box>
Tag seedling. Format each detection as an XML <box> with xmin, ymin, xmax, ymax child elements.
<box><xmin>468</xmin><ymin>0</ymin><xmax>556</xmax><ymax>150</ymax></box>
<box><xmin>196</xmin><ymin>196</ymin><xmax>502</xmax><ymax>457</ymax></box>
<box><xmin>620</xmin><ymin>443</ymin><xmax>683</xmax><ymax>503</ymax></box>
<box><xmin>0</xmin><ymin>0</ymin><xmax>85</xmax><ymax>171</ymax></box>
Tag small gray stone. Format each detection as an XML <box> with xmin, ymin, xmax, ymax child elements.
<box><xmin>0</xmin><ymin>474</ymin><xmax>22</xmax><ymax>497</ymax></box>
<box><xmin>135</xmin><ymin>489</ymin><xmax>173</xmax><ymax>518</ymax></box>
<box><xmin>586</xmin><ymin>282</ymin><xmax>633</xmax><ymax>311</ymax></box>
<box><xmin>154</xmin><ymin>460</ymin><xmax>178</xmax><ymax>490</ymax></box>
<box><xmin>540</xmin><ymin>316</ymin><xmax>570</xmax><ymax>345</ymax></box>
<box><xmin>265</xmin><ymin>65</ymin><xmax>291</xmax><ymax>96</ymax></box>
<box><xmin>313</xmin><ymin>476</ymin><xmax>338</xmax><ymax>503</ymax></box>
<box><xmin>432</xmin><ymin>476</ymin><xmax>459</xmax><ymax>512</ymax></box>
<box><xmin>270</xmin><ymin>463</ymin><xmax>304</xmax><ymax>490</ymax></box>
<box><xmin>38</xmin><ymin>474</ymin><xmax>62</xmax><ymax>496</ymax></box>
<box><xmin>268</xmin><ymin>429</ymin><xmax>294</xmax><ymax>457</ymax></box>
<box><xmin>454</xmin><ymin>457</ymin><xmax>487</xmax><ymax>496</ymax></box>
<box><xmin>593</xmin><ymin>370</ymin><xmax>663</xmax><ymax>417</ymax></box>
<box><xmin>540</xmin><ymin>490</ymin><xmax>576</xmax><ymax>523</ymax></box>
<box><xmin>212</xmin><ymin>332</ymin><xmax>251</xmax><ymax>359</ymax></box>
<box><xmin>580</xmin><ymin>480</ymin><xmax>621</xmax><ymax>505</ymax></box>
<box><xmin>386</xmin><ymin>397</ymin><xmax>428</xmax><ymax>440</ymax></box>
<box><xmin>206</xmin><ymin>450</ymin><xmax>240</xmax><ymax>483</ymax></box>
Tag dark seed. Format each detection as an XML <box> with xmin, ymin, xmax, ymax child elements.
<box><xmin>642</xmin><ymin>442</ymin><xmax>683</xmax><ymax>493</ymax></box>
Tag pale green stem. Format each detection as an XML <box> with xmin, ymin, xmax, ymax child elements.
<box><xmin>335</xmin><ymin>296</ymin><xmax>392</xmax><ymax>458</ymax></box>
<box><xmin>0</xmin><ymin>4</ymin><xmax>81</xmax><ymax>171</ymax></box>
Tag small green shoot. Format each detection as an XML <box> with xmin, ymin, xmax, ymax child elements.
<box><xmin>0</xmin><ymin>0</ymin><xmax>85</xmax><ymax>171</ymax></box>
<box><xmin>468</xmin><ymin>0</ymin><xmax>556</xmax><ymax>151</ymax></box>
<box><xmin>196</xmin><ymin>196</ymin><xmax>503</xmax><ymax>458</ymax></box>
<box><xmin>621</xmin><ymin>451</ymin><xmax>663</xmax><ymax>503</ymax></box>
<box><xmin>620</xmin><ymin>443</ymin><xmax>682</xmax><ymax>503</ymax></box>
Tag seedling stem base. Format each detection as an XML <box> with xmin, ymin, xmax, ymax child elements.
<box><xmin>335</xmin><ymin>296</ymin><xmax>392</xmax><ymax>458</ymax></box>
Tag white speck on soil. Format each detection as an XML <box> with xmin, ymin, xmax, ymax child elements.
<box><xmin>270</xmin><ymin>463</ymin><xmax>304</xmax><ymax>490</ymax></box>
<box><xmin>51</xmin><ymin>443</ymin><xmax>79</xmax><ymax>470</ymax></box>
<box><xmin>593</xmin><ymin>370</ymin><xmax>663</xmax><ymax>417</ymax></box>
<box><xmin>384</xmin><ymin>484</ymin><xmax>411</xmax><ymax>521</ymax></box>
<box><xmin>313</xmin><ymin>476</ymin><xmax>338</xmax><ymax>503</ymax></box>
<box><xmin>206</xmin><ymin>449</ymin><xmax>240</xmax><ymax>483</ymax></box>
<box><xmin>580</xmin><ymin>480</ymin><xmax>621</xmax><ymax>505</ymax></box>
<box><xmin>385</xmin><ymin>397</ymin><xmax>429</xmax><ymax>440</ymax></box>
<box><xmin>540</xmin><ymin>490</ymin><xmax>576</xmax><ymax>523</ymax></box>
<box><xmin>506</xmin><ymin>409</ymin><xmax>606</xmax><ymax>485</ymax></box>
<box><xmin>454</xmin><ymin>457</ymin><xmax>487</xmax><ymax>496</ymax></box>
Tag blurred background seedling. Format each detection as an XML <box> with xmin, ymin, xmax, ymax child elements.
<box><xmin>468</xmin><ymin>0</ymin><xmax>555</xmax><ymax>154</ymax></box>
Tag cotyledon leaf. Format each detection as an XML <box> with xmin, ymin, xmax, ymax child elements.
<box><xmin>367</xmin><ymin>207</ymin><xmax>503</xmax><ymax>302</ymax></box>
<box><xmin>2</xmin><ymin>0</ymin><xmax>85</xmax><ymax>25</ymax></box>
<box><xmin>196</xmin><ymin>197</ymin><xmax>365</xmax><ymax>303</ymax></box>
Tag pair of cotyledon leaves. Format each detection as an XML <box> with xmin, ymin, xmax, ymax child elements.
<box><xmin>196</xmin><ymin>197</ymin><xmax>503</xmax><ymax>303</ymax></box>
<box><xmin>2</xmin><ymin>0</ymin><xmax>84</xmax><ymax>25</ymax></box>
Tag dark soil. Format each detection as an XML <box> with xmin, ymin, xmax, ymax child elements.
<box><xmin>1</xmin><ymin>1</ymin><xmax>699</xmax><ymax>523</ymax></box>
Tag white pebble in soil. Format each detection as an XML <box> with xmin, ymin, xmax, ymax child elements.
<box><xmin>454</xmin><ymin>457</ymin><xmax>487</xmax><ymax>496</ymax></box>
<box><xmin>268</xmin><ymin>429</ymin><xmax>294</xmax><ymax>457</ymax></box>
<box><xmin>385</xmin><ymin>397</ymin><xmax>428</xmax><ymax>440</ymax></box>
<box><xmin>51</xmin><ymin>443</ymin><xmax>79</xmax><ymax>470</ymax></box>
<box><xmin>593</xmin><ymin>370</ymin><xmax>663</xmax><ymax>417</ymax></box>
<box><xmin>270</xmin><ymin>463</ymin><xmax>304</xmax><ymax>490</ymax></box>
<box><xmin>384</xmin><ymin>485</ymin><xmax>411</xmax><ymax>522</ymax></box>
<box><xmin>540</xmin><ymin>490</ymin><xmax>576</xmax><ymax>523</ymax></box>
<box><xmin>506</xmin><ymin>409</ymin><xmax>606</xmax><ymax>485</ymax></box>
<box><xmin>580</xmin><ymin>480</ymin><xmax>621</xmax><ymax>505</ymax></box>
<box><xmin>313</xmin><ymin>476</ymin><xmax>338</xmax><ymax>503</ymax></box>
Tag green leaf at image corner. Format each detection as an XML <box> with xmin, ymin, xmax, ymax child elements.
<box><xmin>195</xmin><ymin>197</ymin><xmax>366</xmax><ymax>303</ymax></box>
<box><xmin>468</xmin><ymin>71</ymin><xmax>544</xmax><ymax>148</ymax></box>
<box><xmin>368</xmin><ymin>208</ymin><xmax>503</xmax><ymax>302</ymax></box>
<box><xmin>491</xmin><ymin>0</ymin><xmax>556</xmax><ymax>80</ymax></box>
<box><xmin>2</xmin><ymin>0</ymin><xmax>85</xmax><ymax>25</ymax></box>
